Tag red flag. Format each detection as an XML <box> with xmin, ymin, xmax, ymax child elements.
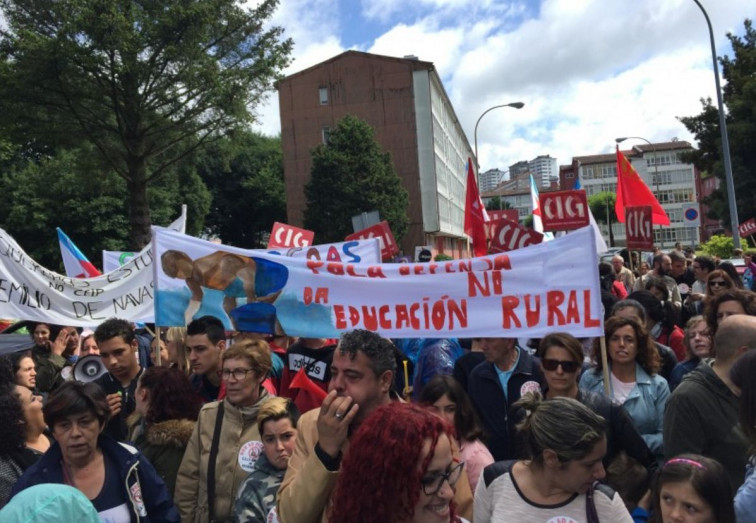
<box><xmin>614</xmin><ymin>147</ymin><xmax>670</xmax><ymax>225</ymax></box>
<box><xmin>464</xmin><ymin>158</ymin><xmax>489</xmax><ymax>256</ymax></box>
<box><xmin>289</xmin><ymin>368</ymin><xmax>327</xmax><ymax>401</ymax></box>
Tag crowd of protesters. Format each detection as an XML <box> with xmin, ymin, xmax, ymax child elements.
<box><xmin>0</xmin><ymin>245</ymin><xmax>754</xmax><ymax>522</ymax></box>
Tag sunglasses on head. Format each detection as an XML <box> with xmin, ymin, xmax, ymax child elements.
<box><xmin>709</xmin><ymin>280</ymin><xmax>727</xmax><ymax>287</ymax></box>
<box><xmin>541</xmin><ymin>358</ymin><xmax>580</xmax><ymax>373</ymax></box>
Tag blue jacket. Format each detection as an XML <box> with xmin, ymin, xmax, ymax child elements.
<box><xmin>579</xmin><ymin>363</ymin><xmax>669</xmax><ymax>459</ymax></box>
<box><xmin>735</xmin><ymin>457</ymin><xmax>756</xmax><ymax>523</ymax></box>
<box><xmin>11</xmin><ymin>434</ymin><xmax>179</xmax><ymax>522</ymax></box>
<box><xmin>467</xmin><ymin>348</ymin><xmax>544</xmax><ymax>461</ymax></box>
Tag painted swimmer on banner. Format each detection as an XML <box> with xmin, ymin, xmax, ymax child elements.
<box><xmin>161</xmin><ymin>250</ymin><xmax>288</xmax><ymax>332</ymax></box>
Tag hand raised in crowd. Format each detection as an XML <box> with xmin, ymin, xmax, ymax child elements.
<box><xmin>106</xmin><ymin>392</ymin><xmax>123</xmax><ymax>418</ymax></box>
<box><xmin>50</xmin><ymin>328</ymin><xmax>72</xmax><ymax>356</ymax></box>
<box><xmin>316</xmin><ymin>390</ymin><xmax>358</xmax><ymax>458</ymax></box>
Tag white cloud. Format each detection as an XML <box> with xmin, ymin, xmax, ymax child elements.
<box><xmin>253</xmin><ymin>0</ymin><xmax>756</xmax><ymax>179</ymax></box>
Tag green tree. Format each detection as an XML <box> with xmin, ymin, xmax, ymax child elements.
<box><xmin>678</xmin><ymin>19</ymin><xmax>756</xmax><ymax>229</ymax></box>
<box><xmin>197</xmin><ymin>130</ymin><xmax>286</xmax><ymax>248</ymax></box>
<box><xmin>485</xmin><ymin>196</ymin><xmax>512</xmax><ymax>211</ymax></box>
<box><xmin>523</xmin><ymin>214</ymin><xmax>534</xmax><ymax>229</ymax></box>
<box><xmin>304</xmin><ymin>115</ymin><xmax>409</xmax><ymax>243</ymax></box>
<box><xmin>589</xmin><ymin>191</ymin><xmax>618</xmax><ymax>247</ymax></box>
<box><xmin>700</xmin><ymin>234</ymin><xmax>734</xmax><ymax>259</ymax></box>
<box><xmin>0</xmin><ymin>143</ymin><xmax>209</xmax><ymax>270</ymax></box>
<box><xmin>0</xmin><ymin>0</ymin><xmax>292</xmax><ymax>248</ymax></box>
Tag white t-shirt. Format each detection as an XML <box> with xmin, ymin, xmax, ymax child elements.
<box><xmin>610</xmin><ymin>373</ymin><xmax>636</xmax><ymax>405</ymax></box>
<box><xmin>474</xmin><ymin>463</ymin><xmax>633</xmax><ymax>523</ymax></box>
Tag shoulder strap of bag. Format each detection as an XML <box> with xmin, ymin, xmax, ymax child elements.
<box><xmin>586</xmin><ymin>481</ymin><xmax>600</xmax><ymax>523</ymax></box>
<box><xmin>207</xmin><ymin>401</ymin><xmax>224</xmax><ymax>523</ymax></box>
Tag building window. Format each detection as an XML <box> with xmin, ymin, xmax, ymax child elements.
<box><xmin>319</xmin><ymin>87</ymin><xmax>329</xmax><ymax>105</ymax></box>
<box><xmin>566</xmin><ymin>173</ymin><xmax>574</xmax><ymax>178</ymax></box>
<box><xmin>321</xmin><ymin>126</ymin><xmax>331</xmax><ymax>144</ymax></box>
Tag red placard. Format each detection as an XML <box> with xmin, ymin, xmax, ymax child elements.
<box><xmin>345</xmin><ymin>221</ymin><xmax>399</xmax><ymax>261</ymax></box>
<box><xmin>625</xmin><ymin>206</ymin><xmax>653</xmax><ymax>249</ymax></box>
<box><xmin>738</xmin><ymin>218</ymin><xmax>756</xmax><ymax>238</ymax></box>
<box><xmin>488</xmin><ymin>209</ymin><xmax>519</xmax><ymax>223</ymax></box>
<box><xmin>540</xmin><ymin>190</ymin><xmax>589</xmax><ymax>231</ymax></box>
<box><xmin>267</xmin><ymin>222</ymin><xmax>315</xmax><ymax>249</ymax></box>
<box><xmin>489</xmin><ymin>218</ymin><xmax>544</xmax><ymax>253</ymax></box>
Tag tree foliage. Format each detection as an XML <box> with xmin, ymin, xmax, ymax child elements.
<box><xmin>197</xmin><ymin>130</ymin><xmax>286</xmax><ymax>248</ymax></box>
<box><xmin>678</xmin><ymin>19</ymin><xmax>756</xmax><ymax>229</ymax></box>
<box><xmin>589</xmin><ymin>191</ymin><xmax>618</xmax><ymax>246</ymax></box>
<box><xmin>0</xmin><ymin>143</ymin><xmax>209</xmax><ymax>270</ymax></box>
<box><xmin>0</xmin><ymin>0</ymin><xmax>292</xmax><ymax>248</ymax></box>
<box><xmin>700</xmin><ymin>234</ymin><xmax>734</xmax><ymax>259</ymax></box>
<box><xmin>485</xmin><ymin>196</ymin><xmax>512</xmax><ymax>211</ymax></box>
<box><xmin>304</xmin><ymin>115</ymin><xmax>409</xmax><ymax>243</ymax></box>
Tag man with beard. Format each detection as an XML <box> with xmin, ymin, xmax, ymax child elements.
<box><xmin>634</xmin><ymin>254</ymin><xmax>681</xmax><ymax>307</ymax></box>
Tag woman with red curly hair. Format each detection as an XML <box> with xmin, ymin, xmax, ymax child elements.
<box><xmin>329</xmin><ymin>403</ymin><xmax>467</xmax><ymax>523</ymax></box>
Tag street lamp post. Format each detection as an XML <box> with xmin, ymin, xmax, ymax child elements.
<box><xmin>691</xmin><ymin>0</ymin><xmax>740</xmax><ymax>248</ymax></box>
<box><xmin>473</xmin><ymin>102</ymin><xmax>524</xmax><ymax>173</ymax></box>
<box><xmin>616</xmin><ymin>136</ymin><xmax>663</xmax><ymax>247</ymax></box>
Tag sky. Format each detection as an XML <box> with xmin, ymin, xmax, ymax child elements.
<box><xmin>252</xmin><ymin>0</ymin><xmax>755</xmax><ymax>177</ymax></box>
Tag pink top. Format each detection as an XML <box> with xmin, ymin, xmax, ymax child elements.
<box><xmin>460</xmin><ymin>438</ymin><xmax>494</xmax><ymax>494</ymax></box>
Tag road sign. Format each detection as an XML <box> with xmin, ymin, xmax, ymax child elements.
<box><xmin>681</xmin><ymin>203</ymin><xmax>701</xmax><ymax>227</ymax></box>
<box><xmin>489</xmin><ymin>218</ymin><xmax>544</xmax><ymax>253</ymax></box>
<box><xmin>267</xmin><ymin>222</ymin><xmax>315</xmax><ymax>249</ymax></box>
<box><xmin>739</xmin><ymin>218</ymin><xmax>756</xmax><ymax>238</ymax></box>
<box><xmin>540</xmin><ymin>190</ymin><xmax>589</xmax><ymax>231</ymax></box>
<box><xmin>625</xmin><ymin>206</ymin><xmax>653</xmax><ymax>249</ymax></box>
<box><xmin>345</xmin><ymin>221</ymin><xmax>399</xmax><ymax>261</ymax></box>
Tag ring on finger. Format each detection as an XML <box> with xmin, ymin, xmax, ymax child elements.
<box><xmin>334</xmin><ymin>412</ymin><xmax>344</xmax><ymax>420</ymax></box>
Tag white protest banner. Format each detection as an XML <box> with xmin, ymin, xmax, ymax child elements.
<box><xmin>102</xmin><ymin>211</ymin><xmax>187</xmax><ymax>272</ymax></box>
<box><xmin>0</xmin><ymin>228</ymin><xmax>156</xmax><ymax>325</ymax></box>
<box><xmin>154</xmin><ymin>226</ymin><xmax>603</xmax><ymax>338</ymax></box>
<box><xmin>0</xmin><ymin>229</ymin><xmax>381</xmax><ymax>326</ymax></box>
<box><xmin>105</xmin><ymin>238</ymin><xmax>381</xmax><ymax>272</ymax></box>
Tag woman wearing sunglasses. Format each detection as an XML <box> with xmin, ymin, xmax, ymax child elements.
<box><xmin>705</xmin><ymin>270</ymin><xmax>735</xmax><ymax>298</ymax></box>
<box><xmin>329</xmin><ymin>402</ymin><xmax>469</xmax><ymax>523</ymax></box>
<box><xmin>579</xmin><ymin>317</ymin><xmax>670</xmax><ymax>462</ymax></box>
<box><xmin>535</xmin><ymin>333</ymin><xmax>656</xmax><ymax>474</ymax></box>
<box><xmin>703</xmin><ymin>288</ymin><xmax>756</xmax><ymax>339</ymax></box>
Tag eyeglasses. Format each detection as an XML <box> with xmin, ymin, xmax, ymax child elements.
<box><xmin>541</xmin><ymin>358</ymin><xmax>580</xmax><ymax>373</ymax></box>
<box><xmin>421</xmin><ymin>461</ymin><xmax>464</xmax><ymax>496</ymax></box>
<box><xmin>218</xmin><ymin>368</ymin><xmax>255</xmax><ymax>381</ymax></box>
<box><xmin>709</xmin><ymin>280</ymin><xmax>727</xmax><ymax>287</ymax></box>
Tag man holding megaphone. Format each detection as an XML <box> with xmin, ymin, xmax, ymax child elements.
<box><xmin>92</xmin><ymin>318</ymin><xmax>144</xmax><ymax>441</ymax></box>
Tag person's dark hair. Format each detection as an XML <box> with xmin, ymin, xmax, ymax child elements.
<box><xmin>592</xmin><ymin>316</ymin><xmax>660</xmax><ymax>375</ymax></box>
<box><xmin>611</xmin><ymin>299</ymin><xmax>646</xmax><ymax>322</ymax></box>
<box><xmin>536</xmin><ymin>332</ymin><xmax>583</xmax><ymax>365</ymax></box>
<box><xmin>598</xmin><ymin>262</ymin><xmax>615</xmax><ymax>293</ymax></box>
<box><xmin>0</xmin><ymin>357</ymin><xmax>25</xmax><ymax>456</ymax></box>
<box><xmin>651</xmin><ymin>454</ymin><xmax>734</xmax><ymax>523</ymax></box>
<box><xmin>605</xmin><ymin>453</ymin><xmax>650</xmax><ymax>513</ymax></box>
<box><xmin>703</xmin><ymin>289</ymin><xmax>756</xmax><ymax>338</ymax></box>
<box><xmin>515</xmin><ymin>392</ymin><xmax>605</xmax><ymax>466</ymax></box>
<box><xmin>329</xmin><ymin>403</ymin><xmax>456</xmax><ymax>523</ymax></box>
<box><xmin>29</xmin><ymin>322</ymin><xmax>64</xmax><ymax>344</ymax></box>
<box><xmin>694</xmin><ymin>255</ymin><xmax>716</xmax><ymax>274</ymax></box>
<box><xmin>186</xmin><ymin>315</ymin><xmax>226</xmax><ymax>345</ymax></box>
<box><xmin>43</xmin><ymin>381</ymin><xmax>110</xmax><ymax>430</ymax></box>
<box><xmin>628</xmin><ymin>289</ymin><xmax>676</xmax><ymax>333</ymax></box>
<box><xmin>7</xmin><ymin>350</ymin><xmax>33</xmax><ymax>375</ymax></box>
<box><xmin>717</xmin><ymin>261</ymin><xmax>744</xmax><ymax>289</ymax></box>
<box><xmin>138</xmin><ymin>367</ymin><xmax>201</xmax><ymax>424</ymax></box>
<box><xmin>337</xmin><ymin>329</ymin><xmax>397</xmax><ymax>378</ymax></box>
<box><xmin>419</xmin><ymin>375</ymin><xmax>485</xmax><ymax>442</ymax></box>
<box><xmin>652</xmin><ymin>253</ymin><xmax>667</xmax><ymax>270</ymax></box>
<box><xmin>643</xmin><ymin>277</ymin><xmax>668</xmax><ymax>301</ymax></box>
<box><xmin>94</xmin><ymin>318</ymin><xmax>135</xmax><ymax>345</ymax></box>
<box><xmin>730</xmin><ymin>349</ymin><xmax>756</xmax><ymax>451</ymax></box>
<box><xmin>668</xmin><ymin>250</ymin><xmax>686</xmax><ymax>264</ymax></box>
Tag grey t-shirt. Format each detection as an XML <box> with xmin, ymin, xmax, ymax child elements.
<box><xmin>474</xmin><ymin>463</ymin><xmax>632</xmax><ymax>523</ymax></box>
